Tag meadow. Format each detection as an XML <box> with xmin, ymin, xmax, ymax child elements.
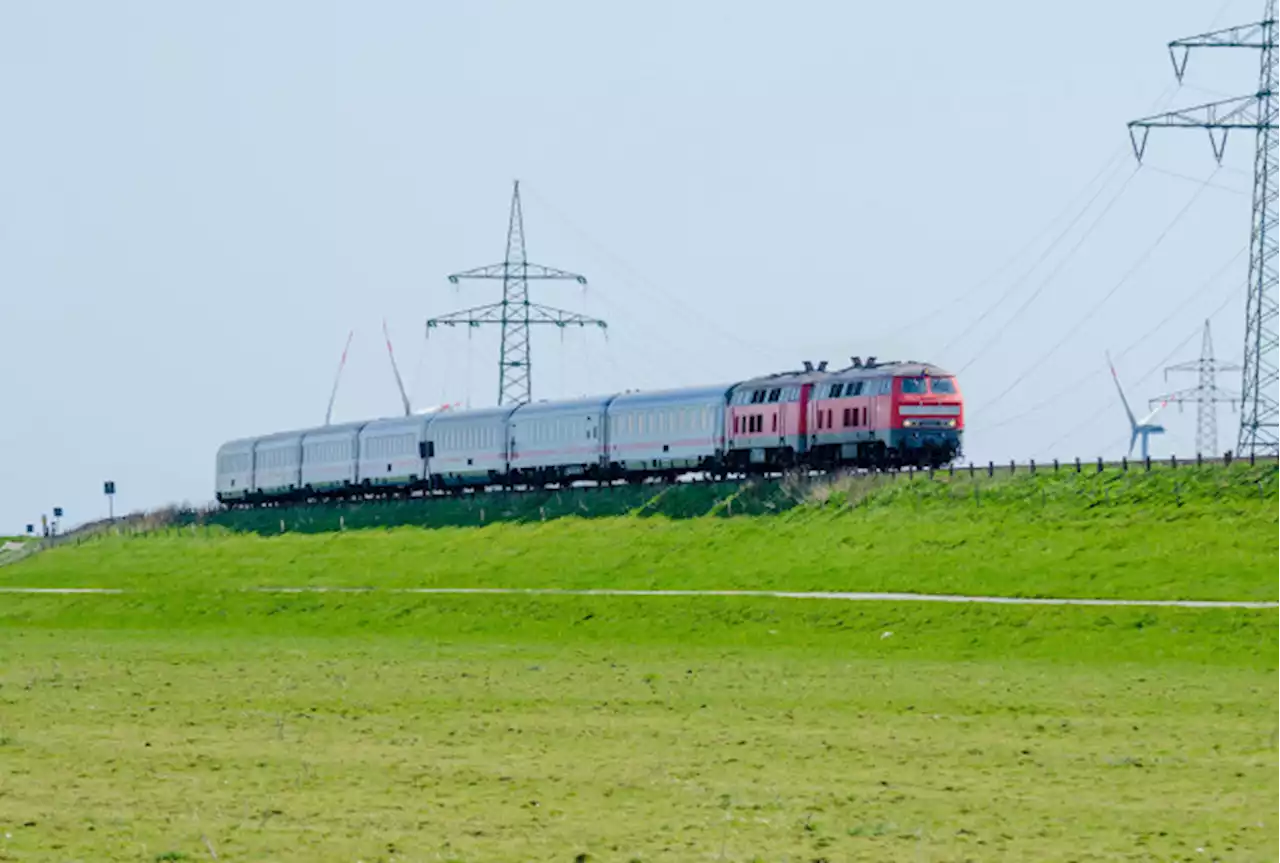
<box><xmin>0</xmin><ymin>464</ymin><xmax>1274</xmax><ymax>861</ymax></box>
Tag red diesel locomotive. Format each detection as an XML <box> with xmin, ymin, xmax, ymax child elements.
<box><xmin>725</xmin><ymin>357</ymin><xmax>963</xmax><ymax>470</ymax></box>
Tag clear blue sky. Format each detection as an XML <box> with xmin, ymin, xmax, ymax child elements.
<box><xmin>0</xmin><ymin>1</ymin><xmax>1265</xmax><ymax>531</ymax></box>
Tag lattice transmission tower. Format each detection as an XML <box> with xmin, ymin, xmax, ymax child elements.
<box><xmin>427</xmin><ymin>181</ymin><xmax>607</xmax><ymax>406</ymax></box>
<box><xmin>1151</xmin><ymin>320</ymin><xmax>1241</xmax><ymax>457</ymax></box>
<box><xmin>1127</xmin><ymin>1</ymin><xmax>1278</xmax><ymax>457</ymax></box>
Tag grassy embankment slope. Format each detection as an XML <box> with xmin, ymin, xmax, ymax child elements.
<box><xmin>10</xmin><ymin>463</ymin><xmax>1277</xmax><ymax>600</ymax></box>
<box><xmin>0</xmin><ymin>465</ymin><xmax>1274</xmax><ymax>861</ymax></box>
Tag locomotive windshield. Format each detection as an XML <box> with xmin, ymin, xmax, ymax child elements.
<box><xmin>901</xmin><ymin>376</ymin><xmax>957</xmax><ymax>394</ymax></box>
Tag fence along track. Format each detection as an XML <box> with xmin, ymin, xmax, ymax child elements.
<box><xmin>2</xmin><ymin>508</ymin><xmax>190</xmax><ymax>564</ymax></box>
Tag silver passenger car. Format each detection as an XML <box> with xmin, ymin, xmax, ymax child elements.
<box><xmin>252</xmin><ymin>430</ymin><xmax>305</xmax><ymax>497</ymax></box>
<box><xmin>215</xmin><ymin>437</ymin><xmax>256</xmax><ymax>502</ymax></box>
<box><xmin>508</xmin><ymin>396</ymin><xmax>613</xmax><ymax>482</ymax></box>
<box><xmin>357</xmin><ymin>415</ymin><xmax>431</xmax><ymax>488</ymax></box>
<box><xmin>301</xmin><ymin>422</ymin><xmax>366</xmax><ymax>494</ymax></box>
<box><xmin>606</xmin><ymin>385</ymin><xmax>731</xmax><ymax>474</ymax></box>
<box><xmin>427</xmin><ymin>406</ymin><xmax>516</xmax><ymax>488</ymax></box>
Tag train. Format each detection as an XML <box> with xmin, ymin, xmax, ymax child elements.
<box><xmin>214</xmin><ymin>357</ymin><xmax>964</xmax><ymax>504</ymax></box>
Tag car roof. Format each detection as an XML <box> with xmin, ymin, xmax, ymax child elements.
<box><xmin>359</xmin><ymin>414</ymin><xmax>431</xmax><ymax>431</ymax></box>
<box><xmin>732</xmin><ymin>370</ymin><xmax>832</xmax><ymax>389</ymax></box>
<box><xmin>302</xmin><ymin>421</ymin><xmax>368</xmax><ymax>438</ymax></box>
<box><xmin>826</xmin><ymin>360</ymin><xmax>954</xmax><ymax>379</ymax></box>
<box><xmin>253</xmin><ymin>429</ymin><xmax>307</xmax><ymax>445</ymax></box>
<box><xmin>509</xmin><ymin>394</ymin><xmax>616</xmax><ymax>417</ymax></box>
<box><xmin>427</xmin><ymin>405</ymin><xmax>520</xmax><ymax>424</ymax></box>
<box><xmin>608</xmin><ymin>384</ymin><xmax>734</xmax><ymax>408</ymax></box>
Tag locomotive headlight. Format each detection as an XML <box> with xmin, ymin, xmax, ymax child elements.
<box><xmin>903</xmin><ymin>419</ymin><xmax>916</xmax><ymax>428</ymax></box>
<box><xmin>947</xmin><ymin>419</ymin><xmax>957</xmax><ymax>427</ymax></box>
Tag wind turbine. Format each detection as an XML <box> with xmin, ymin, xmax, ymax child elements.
<box><xmin>1108</xmin><ymin>353</ymin><xmax>1166</xmax><ymax>460</ymax></box>
<box><xmin>383</xmin><ymin>319</ymin><xmax>461</xmax><ymax>418</ymax></box>
<box><xmin>383</xmin><ymin>319</ymin><xmax>412</xmax><ymax>417</ymax></box>
<box><xmin>324</xmin><ymin>323</ymin><xmax>457</xmax><ymax>425</ymax></box>
<box><xmin>324</xmin><ymin>330</ymin><xmax>355</xmax><ymax>426</ymax></box>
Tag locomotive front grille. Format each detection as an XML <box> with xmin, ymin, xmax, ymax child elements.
<box><xmin>899</xmin><ymin>405</ymin><xmax>961</xmax><ymax>416</ymax></box>
<box><xmin>901</xmin><ymin>418</ymin><xmax>958</xmax><ymax>428</ymax></box>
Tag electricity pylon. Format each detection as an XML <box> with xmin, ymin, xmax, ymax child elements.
<box><xmin>1127</xmin><ymin>1</ymin><xmax>1279</xmax><ymax>457</ymax></box>
<box><xmin>428</xmin><ymin>181</ymin><xmax>607</xmax><ymax>406</ymax></box>
<box><xmin>1151</xmin><ymin>320</ymin><xmax>1241</xmax><ymax>457</ymax></box>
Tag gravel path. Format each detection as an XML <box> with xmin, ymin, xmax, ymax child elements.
<box><xmin>0</xmin><ymin>585</ymin><xmax>1273</xmax><ymax>609</ymax></box>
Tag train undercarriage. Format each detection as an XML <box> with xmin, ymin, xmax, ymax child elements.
<box><xmin>219</xmin><ymin>440</ymin><xmax>961</xmax><ymax>509</ymax></box>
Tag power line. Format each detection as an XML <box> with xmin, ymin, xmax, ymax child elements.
<box><xmin>930</xmin><ymin>84</ymin><xmax>1186</xmax><ymax>362</ymax></box>
<box><xmin>948</xmin><ymin>165</ymin><xmax>1142</xmax><ymax>369</ymax></box>
<box><xmin>522</xmin><ymin>96</ymin><xmax>1186</xmax><ymax>373</ymax></box>
<box><xmin>1208</xmin><ymin>0</ymin><xmax>1243</xmax><ymax>29</ymax></box>
<box><xmin>527</xmin><ymin>147</ymin><xmax>1138</xmax><ymax>365</ymax></box>
<box><xmin>969</xmin><ymin>244</ymin><xmax>1247</xmax><ymax>433</ymax></box>
<box><xmin>975</xmin><ymin>169</ymin><xmax>1218</xmax><ymax>411</ymax></box>
<box><xmin>1141</xmin><ymin>163</ymin><xmax>1249</xmax><ymax>194</ymax></box>
<box><xmin>938</xmin><ymin>160</ymin><xmax>1132</xmax><ymax>358</ymax></box>
<box><xmin>520</xmin><ymin>183</ymin><xmax>776</xmax><ymax>358</ymax></box>
<box><xmin>881</xmin><ymin>147</ymin><xmax>1133</xmax><ymax>341</ymax></box>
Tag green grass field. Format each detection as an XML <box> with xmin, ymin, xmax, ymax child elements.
<box><xmin>0</xmin><ymin>465</ymin><xmax>1275</xmax><ymax>861</ymax></box>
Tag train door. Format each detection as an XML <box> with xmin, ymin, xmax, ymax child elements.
<box><xmin>585</xmin><ymin>412</ymin><xmax>604</xmax><ymax>467</ymax></box>
<box><xmin>870</xmin><ymin>378</ymin><xmax>889</xmax><ymax>436</ymax></box>
<box><xmin>794</xmin><ymin>383</ymin><xmax>811</xmax><ymax>455</ymax></box>
<box><xmin>775</xmin><ymin>392</ymin><xmax>786</xmax><ymax>450</ymax></box>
